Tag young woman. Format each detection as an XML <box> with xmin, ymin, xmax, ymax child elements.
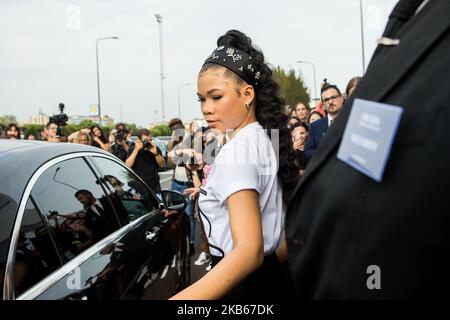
<box><xmin>75</xmin><ymin>132</ymin><xmax>91</xmax><ymax>145</ymax></box>
<box><xmin>171</xmin><ymin>30</ymin><xmax>298</xmax><ymax>300</ymax></box>
<box><xmin>307</xmin><ymin>110</ymin><xmax>323</xmax><ymax>124</ymax></box>
<box><xmin>5</xmin><ymin>123</ymin><xmax>21</xmax><ymax>139</ymax></box>
<box><xmin>291</xmin><ymin>122</ymin><xmax>308</xmax><ymax>152</ymax></box>
<box><xmin>90</xmin><ymin>125</ymin><xmax>110</xmax><ymax>151</ymax></box>
<box><xmin>293</xmin><ymin>102</ymin><xmax>310</xmax><ymax>124</ymax></box>
<box><xmin>291</xmin><ymin>121</ymin><xmax>309</xmax><ymax>174</ymax></box>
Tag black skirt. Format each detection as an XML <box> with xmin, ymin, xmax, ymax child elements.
<box><xmin>211</xmin><ymin>253</ymin><xmax>295</xmax><ymax>300</ymax></box>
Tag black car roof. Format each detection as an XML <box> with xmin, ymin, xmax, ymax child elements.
<box><xmin>0</xmin><ymin>140</ymin><xmax>116</xmax><ymax>267</ymax></box>
<box><xmin>0</xmin><ymin>139</ymin><xmax>112</xmax><ymax>202</ymax></box>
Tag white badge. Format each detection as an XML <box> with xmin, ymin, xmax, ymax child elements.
<box><xmin>337</xmin><ymin>99</ymin><xmax>403</xmax><ymax>182</ymax></box>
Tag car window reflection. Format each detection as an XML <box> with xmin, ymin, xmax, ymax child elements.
<box><xmin>14</xmin><ymin>199</ymin><xmax>61</xmax><ymax>296</ymax></box>
<box><xmin>31</xmin><ymin>158</ymin><xmax>122</xmax><ymax>262</ymax></box>
<box><xmin>92</xmin><ymin>157</ymin><xmax>159</xmax><ymax>222</ymax></box>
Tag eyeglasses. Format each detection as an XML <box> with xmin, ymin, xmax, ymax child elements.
<box><xmin>322</xmin><ymin>94</ymin><xmax>341</xmax><ymax>104</ymax></box>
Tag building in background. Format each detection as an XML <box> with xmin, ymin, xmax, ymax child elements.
<box><xmin>28</xmin><ymin>111</ymin><xmax>49</xmax><ymax>125</ymax></box>
<box><xmin>69</xmin><ymin>115</ymin><xmax>89</xmax><ymax>125</ymax></box>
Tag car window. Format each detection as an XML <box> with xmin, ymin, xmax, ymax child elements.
<box><xmin>31</xmin><ymin>157</ymin><xmax>122</xmax><ymax>263</ymax></box>
<box><xmin>13</xmin><ymin>198</ymin><xmax>61</xmax><ymax>297</ymax></box>
<box><xmin>91</xmin><ymin>156</ymin><xmax>160</xmax><ymax>222</ymax></box>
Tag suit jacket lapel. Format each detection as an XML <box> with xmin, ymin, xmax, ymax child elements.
<box><xmin>290</xmin><ymin>0</ymin><xmax>450</xmax><ymax>200</ymax></box>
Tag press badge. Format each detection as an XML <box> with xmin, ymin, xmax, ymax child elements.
<box><xmin>337</xmin><ymin>98</ymin><xmax>403</xmax><ymax>182</ymax></box>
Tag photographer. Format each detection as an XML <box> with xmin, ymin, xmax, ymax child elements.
<box><xmin>126</xmin><ymin>129</ymin><xmax>165</xmax><ymax>194</ymax></box>
<box><xmin>46</xmin><ymin>103</ymin><xmax>68</xmax><ymax>143</ymax></box>
<box><xmin>46</xmin><ymin>120</ymin><xmax>61</xmax><ymax>143</ymax></box>
<box><xmin>167</xmin><ymin>122</ymin><xmax>203</xmax><ymax>251</ymax></box>
<box><xmin>111</xmin><ymin>124</ymin><xmax>131</xmax><ymax>162</ymax></box>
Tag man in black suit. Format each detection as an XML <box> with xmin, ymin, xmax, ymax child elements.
<box><xmin>303</xmin><ymin>84</ymin><xmax>344</xmax><ymax>164</ymax></box>
<box><xmin>286</xmin><ymin>0</ymin><xmax>450</xmax><ymax>299</ymax></box>
<box><xmin>75</xmin><ymin>190</ymin><xmax>120</xmax><ymax>243</ymax></box>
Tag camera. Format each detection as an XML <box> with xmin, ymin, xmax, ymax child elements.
<box><xmin>49</xmin><ymin>103</ymin><xmax>69</xmax><ymax>137</ymax></box>
<box><xmin>142</xmin><ymin>139</ymin><xmax>153</xmax><ymax>150</ymax></box>
<box><xmin>115</xmin><ymin>128</ymin><xmax>128</xmax><ymax>142</ymax></box>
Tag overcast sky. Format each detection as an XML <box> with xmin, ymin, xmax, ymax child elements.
<box><xmin>0</xmin><ymin>0</ymin><xmax>397</xmax><ymax>127</ymax></box>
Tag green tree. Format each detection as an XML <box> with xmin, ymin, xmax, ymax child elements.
<box><xmin>0</xmin><ymin>115</ymin><xmax>18</xmax><ymax>126</ymax></box>
<box><xmin>153</xmin><ymin>124</ymin><xmax>170</xmax><ymax>136</ymax></box>
<box><xmin>23</xmin><ymin>124</ymin><xmax>45</xmax><ymax>138</ymax></box>
<box><xmin>273</xmin><ymin>67</ymin><xmax>311</xmax><ymax>112</ymax></box>
<box><xmin>77</xmin><ymin>119</ymin><xmax>94</xmax><ymax>131</ymax></box>
<box><xmin>62</xmin><ymin>124</ymin><xmax>79</xmax><ymax>137</ymax></box>
<box><xmin>151</xmin><ymin>128</ymin><xmax>162</xmax><ymax>137</ymax></box>
<box><xmin>124</xmin><ymin>123</ymin><xmax>138</xmax><ymax>136</ymax></box>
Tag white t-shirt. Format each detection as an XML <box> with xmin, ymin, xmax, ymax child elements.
<box><xmin>198</xmin><ymin>122</ymin><xmax>285</xmax><ymax>257</ymax></box>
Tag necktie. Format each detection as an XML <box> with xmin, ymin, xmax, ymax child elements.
<box><xmin>94</xmin><ymin>204</ymin><xmax>104</xmax><ymax>216</ymax></box>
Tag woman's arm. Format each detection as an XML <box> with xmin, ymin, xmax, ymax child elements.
<box><xmin>170</xmin><ymin>189</ymin><xmax>263</xmax><ymax>300</ymax></box>
<box><xmin>94</xmin><ymin>136</ymin><xmax>110</xmax><ymax>151</ymax></box>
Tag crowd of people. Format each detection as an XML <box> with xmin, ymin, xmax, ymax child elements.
<box><xmin>3</xmin><ymin>0</ymin><xmax>447</xmax><ymax>300</ymax></box>
<box><xmin>0</xmin><ymin>34</ymin><xmax>362</xmax><ymax>300</ymax></box>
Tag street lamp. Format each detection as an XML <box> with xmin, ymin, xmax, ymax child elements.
<box><xmin>360</xmin><ymin>0</ymin><xmax>366</xmax><ymax>74</ymax></box>
<box><xmin>297</xmin><ymin>60</ymin><xmax>318</xmax><ymax>102</ymax></box>
<box><xmin>155</xmin><ymin>14</ymin><xmax>166</xmax><ymax>122</ymax></box>
<box><xmin>96</xmin><ymin>36</ymin><xmax>119</xmax><ymax>127</ymax></box>
<box><xmin>177</xmin><ymin>83</ymin><xmax>190</xmax><ymax>119</ymax></box>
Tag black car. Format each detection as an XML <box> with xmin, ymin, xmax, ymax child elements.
<box><xmin>0</xmin><ymin>140</ymin><xmax>191</xmax><ymax>300</ymax></box>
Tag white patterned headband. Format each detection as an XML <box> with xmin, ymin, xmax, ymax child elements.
<box><xmin>203</xmin><ymin>46</ymin><xmax>261</xmax><ymax>88</ymax></box>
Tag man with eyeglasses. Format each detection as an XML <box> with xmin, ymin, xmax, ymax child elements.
<box><xmin>302</xmin><ymin>83</ymin><xmax>344</xmax><ymax>164</ymax></box>
<box><xmin>45</xmin><ymin>120</ymin><xmax>62</xmax><ymax>143</ymax></box>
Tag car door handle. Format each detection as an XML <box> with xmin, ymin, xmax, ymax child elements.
<box><xmin>145</xmin><ymin>231</ymin><xmax>156</xmax><ymax>242</ymax></box>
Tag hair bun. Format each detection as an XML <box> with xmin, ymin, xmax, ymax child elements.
<box><xmin>217</xmin><ymin>30</ymin><xmax>252</xmax><ymax>51</ymax></box>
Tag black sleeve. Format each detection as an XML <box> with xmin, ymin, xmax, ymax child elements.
<box><xmin>126</xmin><ymin>142</ymin><xmax>136</xmax><ymax>159</ymax></box>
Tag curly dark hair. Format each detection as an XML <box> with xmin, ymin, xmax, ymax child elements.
<box><xmin>90</xmin><ymin>125</ymin><xmax>109</xmax><ymax>144</ymax></box>
<box><xmin>200</xmin><ymin>30</ymin><xmax>299</xmax><ymax>204</ymax></box>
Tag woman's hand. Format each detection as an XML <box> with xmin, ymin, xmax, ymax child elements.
<box><xmin>184</xmin><ymin>187</ymin><xmax>200</xmax><ymax>200</ymax></box>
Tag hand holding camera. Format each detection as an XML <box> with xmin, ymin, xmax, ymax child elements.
<box><xmin>134</xmin><ymin>140</ymin><xmax>144</xmax><ymax>152</ymax></box>
<box><xmin>144</xmin><ymin>140</ymin><xmax>158</xmax><ymax>155</ymax></box>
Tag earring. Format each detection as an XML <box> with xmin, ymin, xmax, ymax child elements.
<box><xmin>245</xmin><ymin>102</ymin><xmax>250</xmax><ymax>111</ymax></box>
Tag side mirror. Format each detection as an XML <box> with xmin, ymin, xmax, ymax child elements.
<box><xmin>160</xmin><ymin>190</ymin><xmax>186</xmax><ymax>212</ymax></box>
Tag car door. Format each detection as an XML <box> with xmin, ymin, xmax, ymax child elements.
<box><xmin>15</xmin><ymin>156</ymin><xmax>140</xmax><ymax>300</ymax></box>
<box><xmin>89</xmin><ymin>155</ymin><xmax>191</xmax><ymax>299</ymax></box>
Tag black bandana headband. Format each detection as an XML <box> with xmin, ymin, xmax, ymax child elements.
<box><xmin>203</xmin><ymin>46</ymin><xmax>261</xmax><ymax>88</ymax></box>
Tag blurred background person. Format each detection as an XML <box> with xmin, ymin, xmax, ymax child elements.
<box><xmin>167</xmin><ymin>120</ymin><xmax>198</xmax><ymax>253</ymax></box>
<box><xmin>46</xmin><ymin>120</ymin><xmax>61</xmax><ymax>143</ymax></box>
<box><xmin>5</xmin><ymin>123</ymin><xmax>21</xmax><ymax>139</ymax></box>
<box><xmin>345</xmin><ymin>76</ymin><xmax>362</xmax><ymax>98</ymax></box>
<box><xmin>25</xmin><ymin>133</ymin><xmax>36</xmax><ymax>140</ymax></box>
<box><xmin>307</xmin><ymin>111</ymin><xmax>323</xmax><ymax>124</ymax></box>
<box><xmin>189</xmin><ymin>121</ymin><xmax>199</xmax><ymax>138</ymax></box>
<box><xmin>288</xmin><ymin>116</ymin><xmax>301</xmax><ymax>129</ymax></box>
<box><xmin>303</xmin><ymin>81</ymin><xmax>344</xmax><ymax>164</ymax></box>
<box><xmin>291</xmin><ymin>122</ymin><xmax>309</xmax><ymax>174</ymax></box>
<box><xmin>126</xmin><ymin>129</ymin><xmax>165</xmax><ymax>194</ymax></box>
<box><xmin>292</xmin><ymin>102</ymin><xmax>310</xmax><ymax>124</ymax></box>
<box><xmin>90</xmin><ymin>125</ymin><xmax>110</xmax><ymax>151</ymax></box>
<box><xmin>75</xmin><ymin>132</ymin><xmax>91</xmax><ymax>145</ymax></box>
<box><xmin>167</xmin><ymin>118</ymin><xmax>185</xmax><ymax>155</ymax></box>
<box><xmin>111</xmin><ymin>124</ymin><xmax>132</xmax><ymax>162</ymax></box>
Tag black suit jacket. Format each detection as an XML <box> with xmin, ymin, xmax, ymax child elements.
<box><xmin>303</xmin><ymin>116</ymin><xmax>329</xmax><ymax>163</ymax></box>
<box><xmin>286</xmin><ymin>0</ymin><xmax>450</xmax><ymax>299</ymax></box>
<box><xmin>84</xmin><ymin>197</ymin><xmax>120</xmax><ymax>243</ymax></box>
